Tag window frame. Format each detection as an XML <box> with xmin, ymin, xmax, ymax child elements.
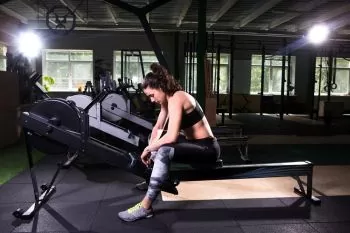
<box><xmin>0</xmin><ymin>44</ymin><xmax>7</xmax><ymax>71</ymax></box>
<box><xmin>314</xmin><ymin>57</ymin><xmax>350</xmax><ymax>96</ymax></box>
<box><xmin>250</xmin><ymin>54</ymin><xmax>296</xmax><ymax>95</ymax></box>
<box><xmin>42</xmin><ymin>49</ymin><xmax>93</xmax><ymax>92</ymax></box>
<box><xmin>113</xmin><ymin>50</ymin><xmax>158</xmax><ymax>87</ymax></box>
<box><xmin>185</xmin><ymin>53</ymin><xmax>231</xmax><ymax>94</ymax></box>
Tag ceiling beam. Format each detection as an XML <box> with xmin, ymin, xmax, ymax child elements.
<box><xmin>0</xmin><ymin>30</ymin><xmax>14</xmax><ymax>44</ymax></box>
<box><xmin>268</xmin><ymin>0</ymin><xmax>328</xmax><ymax>30</ymax></box>
<box><xmin>26</xmin><ymin>18</ymin><xmax>220</xmax><ymax>26</ymax></box>
<box><xmin>0</xmin><ymin>5</ymin><xmax>27</xmax><ymax>24</ymax></box>
<box><xmin>327</xmin><ymin>12</ymin><xmax>350</xmax><ymax>31</ymax></box>
<box><xmin>19</xmin><ymin>0</ymin><xmax>46</xmax><ymax>17</ymax></box>
<box><xmin>59</xmin><ymin>0</ymin><xmax>87</xmax><ymax>23</ymax></box>
<box><xmin>298</xmin><ymin>2</ymin><xmax>350</xmax><ymax>30</ymax></box>
<box><xmin>0</xmin><ymin>16</ymin><xmax>22</xmax><ymax>39</ymax></box>
<box><xmin>236</xmin><ymin>0</ymin><xmax>284</xmax><ymax>28</ymax></box>
<box><xmin>338</xmin><ymin>29</ymin><xmax>350</xmax><ymax>35</ymax></box>
<box><xmin>105</xmin><ymin>4</ymin><xmax>118</xmax><ymax>25</ymax></box>
<box><xmin>207</xmin><ymin>0</ymin><xmax>238</xmax><ymax>28</ymax></box>
<box><xmin>176</xmin><ymin>0</ymin><xmax>192</xmax><ymax>27</ymax></box>
<box><xmin>143</xmin><ymin>0</ymin><xmax>171</xmax><ymax>14</ymax></box>
<box><xmin>19</xmin><ymin>0</ymin><xmax>58</xmax><ymax>26</ymax></box>
<box><xmin>268</xmin><ymin>13</ymin><xmax>299</xmax><ymax>30</ymax></box>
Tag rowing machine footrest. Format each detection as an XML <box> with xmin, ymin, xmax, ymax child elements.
<box><xmin>216</xmin><ymin>159</ymin><xmax>223</xmax><ymax>168</ymax></box>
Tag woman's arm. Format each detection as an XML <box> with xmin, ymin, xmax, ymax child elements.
<box><xmin>148</xmin><ymin>104</ymin><xmax>168</xmax><ymax>145</ymax></box>
<box><xmin>146</xmin><ymin>94</ymin><xmax>182</xmax><ymax>152</ymax></box>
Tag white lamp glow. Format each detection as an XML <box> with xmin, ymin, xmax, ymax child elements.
<box><xmin>307</xmin><ymin>24</ymin><xmax>329</xmax><ymax>45</ymax></box>
<box><xmin>17</xmin><ymin>31</ymin><xmax>42</xmax><ymax>58</ymax></box>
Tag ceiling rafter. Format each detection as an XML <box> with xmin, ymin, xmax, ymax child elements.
<box><xmin>268</xmin><ymin>0</ymin><xmax>328</xmax><ymax>30</ymax></box>
<box><xmin>19</xmin><ymin>0</ymin><xmax>58</xmax><ymax>26</ymax></box>
<box><xmin>298</xmin><ymin>2</ymin><xmax>350</xmax><ymax>30</ymax></box>
<box><xmin>105</xmin><ymin>4</ymin><xmax>118</xmax><ymax>25</ymax></box>
<box><xmin>19</xmin><ymin>0</ymin><xmax>46</xmax><ymax>17</ymax></box>
<box><xmin>235</xmin><ymin>0</ymin><xmax>284</xmax><ymax>28</ymax></box>
<box><xmin>327</xmin><ymin>12</ymin><xmax>350</xmax><ymax>31</ymax></box>
<box><xmin>207</xmin><ymin>0</ymin><xmax>238</xmax><ymax>28</ymax></box>
<box><xmin>59</xmin><ymin>0</ymin><xmax>88</xmax><ymax>23</ymax></box>
<box><xmin>0</xmin><ymin>4</ymin><xmax>27</xmax><ymax>24</ymax></box>
<box><xmin>176</xmin><ymin>0</ymin><xmax>192</xmax><ymax>27</ymax></box>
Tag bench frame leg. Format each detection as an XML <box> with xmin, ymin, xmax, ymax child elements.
<box><xmin>238</xmin><ymin>143</ymin><xmax>250</xmax><ymax>162</ymax></box>
<box><xmin>293</xmin><ymin>174</ymin><xmax>321</xmax><ymax>205</ymax></box>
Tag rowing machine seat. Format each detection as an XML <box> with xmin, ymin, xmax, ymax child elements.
<box><xmin>189</xmin><ymin>158</ymin><xmax>224</xmax><ymax>170</ymax></box>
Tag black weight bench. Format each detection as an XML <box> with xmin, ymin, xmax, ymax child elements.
<box><xmin>214</xmin><ymin>125</ymin><xmax>250</xmax><ymax>162</ymax></box>
<box><xmin>216</xmin><ymin>108</ymin><xmax>228</xmax><ymax>125</ymax></box>
<box><xmin>217</xmin><ymin>136</ymin><xmax>249</xmax><ymax>162</ymax></box>
<box><xmin>170</xmin><ymin>160</ymin><xmax>320</xmax><ymax>205</ymax></box>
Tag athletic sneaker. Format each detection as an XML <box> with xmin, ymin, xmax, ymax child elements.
<box><xmin>118</xmin><ymin>202</ymin><xmax>154</xmax><ymax>222</ymax></box>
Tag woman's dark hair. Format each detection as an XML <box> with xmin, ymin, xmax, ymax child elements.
<box><xmin>142</xmin><ymin>63</ymin><xmax>182</xmax><ymax>96</ymax></box>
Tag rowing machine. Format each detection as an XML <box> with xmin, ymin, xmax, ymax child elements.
<box><xmin>13</xmin><ymin>98</ymin><xmax>320</xmax><ymax>220</ymax></box>
<box><xmin>29</xmin><ymin>71</ymin><xmax>152</xmax><ymax>151</ymax></box>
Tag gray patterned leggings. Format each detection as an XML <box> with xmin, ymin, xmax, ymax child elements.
<box><xmin>146</xmin><ymin>137</ymin><xmax>220</xmax><ymax>202</ymax></box>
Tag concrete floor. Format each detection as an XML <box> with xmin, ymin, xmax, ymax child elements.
<box><xmin>1</xmin><ymin>113</ymin><xmax>350</xmax><ymax>232</ymax></box>
<box><xmin>0</xmin><ymin>155</ymin><xmax>349</xmax><ymax>233</ymax></box>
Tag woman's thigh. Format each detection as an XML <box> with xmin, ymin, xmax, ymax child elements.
<box><xmin>167</xmin><ymin>141</ymin><xmax>218</xmax><ymax>163</ymax></box>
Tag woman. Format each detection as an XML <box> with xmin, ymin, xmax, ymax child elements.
<box><xmin>118</xmin><ymin>63</ymin><xmax>220</xmax><ymax>222</ymax></box>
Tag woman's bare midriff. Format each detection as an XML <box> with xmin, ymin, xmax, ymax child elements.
<box><xmin>183</xmin><ymin>120</ymin><xmax>214</xmax><ymax>140</ymax></box>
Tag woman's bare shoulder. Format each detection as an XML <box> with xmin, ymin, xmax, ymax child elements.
<box><xmin>171</xmin><ymin>91</ymin><xmax>197</xmax><ymax>110</ymax></box>
<box><xmin>171</xmin><ymin>91</ymin><xmax>187</xmax><ymax>101</ymax></box>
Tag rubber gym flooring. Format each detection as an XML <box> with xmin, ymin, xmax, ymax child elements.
<box><xmin>1</xmin><ymin>113</ymin><xmax>350</xmax><ymax>233</ymax></box>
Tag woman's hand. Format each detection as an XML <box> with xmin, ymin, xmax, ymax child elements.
<box><xmin>141</xmin><ymin>147</ymin><xmax>151</xmax><ymax>166</ymax></box>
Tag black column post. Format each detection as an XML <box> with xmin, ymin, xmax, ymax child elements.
<box><xmin>174</xmin><ymin>31</ymin><xmax>179</xmax><ymax>80</ymax></box>
<box><xmin>229</xmin><ymin>35</ymin><xmax>235</xmax><ymax>119</ymax></box>
<box><xmin>280</xmin><ymin>39</ymin><xmax>286</xmax><ymax>120</ymax></box>
<box><xmin>260</xmin><ymin>45</ymin><xmax>266</xmax><ymax>116</ymax></box>
<box><xmin>196</xmin><ymin>0</ymin><xmax>206</xmax><ymax>110</ymax></box>
<box><xmin>104</xmin><ymin>0</ymin><xmax>171</xmax><ymax>72</ymax></box>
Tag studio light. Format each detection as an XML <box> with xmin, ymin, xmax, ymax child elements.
<box><xmin>307</xmin><ymin>24</ymin><xmax>329</xmax><ymax>45</ymax></box>
<box><xmin>17</xmin><ymin>31</ymin><xmax>43</xmax><ymax>58</ymax></box>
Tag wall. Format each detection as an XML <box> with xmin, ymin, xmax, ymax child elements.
<box><xmin>0</xmin><ymin>31</ymin><xmax>12</xmax><ymax>46</ymax></box>
<box><xmin>37</xmin><ymin>30</ymin><xmax>177</xmax><ymax>75</ymax></box>
<box><xmin>33</xmin><ymin>30</ymin><xmax>350</xmax><ymax>113</ymax></box>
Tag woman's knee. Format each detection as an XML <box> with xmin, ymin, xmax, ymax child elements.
<box><xmin>154</xmin><ymin>146</ymin><xmax>175</xmax><ymax>161</ymax></box>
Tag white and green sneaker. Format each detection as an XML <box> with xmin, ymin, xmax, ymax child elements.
<box><xmin>118</xmin><ymin>202</ymin><xmax>154</xmax><ymax>222</ymax></box>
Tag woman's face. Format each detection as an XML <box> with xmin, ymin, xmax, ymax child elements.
<box><xmin>143</xmin><ymin>87</ymin><xmax>166</xmax><ymax>105</ymax></box>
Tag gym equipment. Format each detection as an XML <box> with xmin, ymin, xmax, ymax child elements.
<box><xmin>120</xmin><ymin>49</ymin><xmax>145</xmax><ymax>81</ymax></box>
<box><xmin>115</xmin><ymin>77</ymin><xmax>156</xmax><ymax>119</ymax></box>
<box><xmin>13</xmin><ymin>98</ymin><xmax>320</xmax><ymax>220</ymax></box>
<box><xmin>67</xmin><ymin>89</ymin><xmax>153</xmax><ymax>149</ymax></box>
<box><xmin>46</xmin><ymin>5</ymin><xmax>76</xmax><ymax>35</ymax></box>
<box><xmin>13</xmin><ymin>97</ymin><xmax>176</xmax><ymax>220</ymax></box>
<box><xmin>83</xmin><ymin>81</ymin><xmax>96</xmax><ymax>98</ymax></box>
<box><xmin>28</xmin><ymin>71</ymin><xmax>153</xmax><ymax>150</ymax></box>
<box><xmin>213</xmin><ymin>126</ymin><xmax>250</xmax><ymax>162</ymax></box>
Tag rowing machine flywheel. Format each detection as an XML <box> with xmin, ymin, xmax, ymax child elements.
<box><xmin>27</xmin><ymin>98</ymin><xmax>82</xmax><ymax>155</ymax></box>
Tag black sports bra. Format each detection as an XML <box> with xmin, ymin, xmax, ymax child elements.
<box><xmin>180</xmin><ymin>100</ymin><xmax>205</xmax><ymax>129</ymax></box>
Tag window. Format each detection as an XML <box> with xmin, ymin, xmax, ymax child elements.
<box><xmin>185</xmin><ymin>53</ymin><xmax>230</xmax><ymax>94</ymax></box>
<box><xmin>250</xmin><ymin>54</ymin><xmax>296</xmax><ymax>95</ymax></box>
<box><xmin>42</xmin><ymin>49</ymin><xmax>93</xmax><ymax>91</ymax></box>
<box><xmin>0</xmin><ymin>44</ymin><xmax>7</xmax><ymax>71</ymax></box>
<box><xmin>113</xmin><ymin>50</ymin><xmax>158</xmax><ymax>86</ymax></box>
<box><xmin>315</xmin><ymin>57</ymin><xmax>350</xmax><ymax>95</ymax></box>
